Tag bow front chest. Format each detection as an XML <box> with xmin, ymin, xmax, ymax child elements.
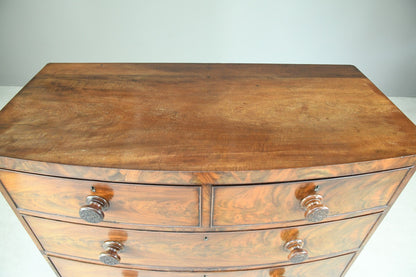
<box><xmin>1</xmin><ymin>63</ymin><xmax>416</xmax><ymax>277</ymax></box>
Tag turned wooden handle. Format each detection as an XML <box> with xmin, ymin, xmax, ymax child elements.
<box><xmin>284</xmin><ymin>239</ymin><xmax>308</xmax><ymax>263</ymax></box>
<box><xmin>300</xmin><ymin>194</ymin><xmax>329</xmax><ymax>222</ymax></box>
<box><xmin>99</xmin><ymin>241</ymin><xmax>124</xmax><ymax>265</ymax></box>
<box><xmin>269</xmin><ymin>268</ymin><xmax>285</xmax><ymax>277</ymax></box>
<box><xmin>79</xmin><ymin>195</ymin><xmax>110</xmax><ymax>223</ymax></box>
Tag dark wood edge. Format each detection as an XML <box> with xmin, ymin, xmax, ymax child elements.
<box><xmin>386</xmin><ymin>166</ymin><xmax>416</xmax><ymax>207</ymax></box>
<box><xmin>19</xmin><ymin>209</ymin><xmax>203</xmax><ymax>231</ymax></box>
<box><xmin>45</xmin><ymin>250</ymin><xmax>357</xmax><ymax>273</ymax></box>
<box><xmin>208</xmin><ymin>207</ymin><xmax>387</xmax><ymax>231</ymax></box>
<box><xmin>340</xmin><ymin>166</ymin><xmax>416</xmax><ymax>277</ymax></box>
<box><xmin>0</xmin><ymin>179</ymin><xmax>45</xmax><ymax>251</ymax></box>
<box><xmin>18</xmin><ymin>207</ymin><xmax>385</xmax><ymax>233</ymax></box>
<box><xmin>0</xmin><ymin>179</ymin><xmax>60</xmax><ymax>275</ymax></box>
<box><xmin>0</xmin><ymin>156</ymin><xmax>415</xmax><ymax>185</ymax></box>
<box><xmin>44</xmin><ymin>254</ymin><xmax>62</xmax><ymax>277</ymax></box>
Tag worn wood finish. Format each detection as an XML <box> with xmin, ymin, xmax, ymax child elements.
<box><xmin>0</xmin><ymin>169</ymin><xmax>200</xmax><ymax>228</ymax></box>
<box><xmin>1</xmin><ymin>64</ymin><xmax>416</xmax><ymax>276</ymax></box>
<box><xmin>0</xmin><ymin>64</ymin><xmax>416</xmax><ymax>184</ymax></box>
<box><xmin>25</xmin><ymin>213</ymin><xmax>378</xmax><ymax>271</ymax></box>
<box><xmin>213</xmin><ymin>168</ymin><xmax>408</xmax><ymax>227</ymax></box>
<box><xmin>50</xmin><ymin>253</ymin><xmax>354</xmax><ymax>277</ymax></box>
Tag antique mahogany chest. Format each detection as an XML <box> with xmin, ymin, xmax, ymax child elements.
<box><xmin>0</xmin><ymin>63</ymin><xmax>415</xmax><ymax>277</ymax></box>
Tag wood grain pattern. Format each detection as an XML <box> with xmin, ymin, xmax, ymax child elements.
<box><xmin>212</xmin><ymin>168</ymin><xmax>408</xmax><ymax>227</ymax></box>
<box><xmin>1</xmin><ymin>156</ymin><xmax>415</xmax><ymax>185</ymax></box>
<box><xmin>0</xmin><ymin>179</ymin><xmax>45</xmax><ymax>251</ymax></box>
<box><xmin>50</xmin><ymin>253</ymin><xmax>354</xmax><ymax>277</ymax></box>
<box><xmin>0</xmin><ymin>180</ymin><xmax>64</xmax><ymax>276</ymax></box>
<box><xmin>1</xmin><ymin>63</ymin><xmax>416</xmax><ymax>277</ymax></box>
<box><xmin>25</xmin><ymin>214</ymin><xmax>378</xmax><ymax>271</ymax></box>
<box><xmin>3</xmin><ymin>166</ymin><xmax>404</xmax><ymax>231</ymax></box>
<box><xmin>0</xmin><ymin>169</ymin><xmax>200</xmax><ymax>227</ymax></box>
<box><xmin>0</xmin><ymin>63</ymin><xmax>415</xmax><ymax>184</ymax></box>
<box><xmin>340</xmin><ymin>166</ymin><xmax>416</xmax><ymax>276</ymax></box>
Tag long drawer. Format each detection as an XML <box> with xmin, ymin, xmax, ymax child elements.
<box><xmin>0</xmin><ymin>170</ymin><xmax>200</xmax><ymax>227</ymax></box>
<box><xmin>50</xmin><ymin>253</ymin><xmax>354</xmax><ymax>277</ymax></box>
<box><xmin>25</xmin><ymin>213</ymin><xmax>378</xmax><ymax>270</ymax></box>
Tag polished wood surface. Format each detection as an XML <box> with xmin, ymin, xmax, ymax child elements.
<box><xmin>25</xmin><ymin>213</ymin><xmax>378</xmax><ymax>270</ymax></box>
<box><xmin>50</xmin><ymin>253</ymin><xmax>354</xmax><ymax>277</ymax></box>
<box><xmin>0</xmin><ymin>64</ymin><xmax>415</xmax><ymax>184</ymax></box>
<box><xmin>1</xmin><ymin>168</ymin><xmax>405</xmax><ymax>230</ymax></box>
<box><xmin>0</xmin><ymin>170</ymin><xmax>200</xmax><ymax>227</ymax></box>
<box><xmin>213</xmin><ymin>168</ymin><xmax>407</xmax><ymax>227</ymax></box>
<box><xmin>1</xmin><ymin>156</ymin><xmax>415</xmax><ymax>185</ymax></box>
<box><xmin>340</xmin><ymin>166</ymin><xmax>416</xmax><ymax>276</ymax></box>
<box><xmin>1</xmin><ymin>64</ymin><xmax>416</xmax><ymax>277</ymax></box>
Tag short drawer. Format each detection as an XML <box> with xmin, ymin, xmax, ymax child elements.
<box><xmin>50</xmin><ymin>253</ymin><xmax>354</xmax><ymax>277</ymax></box>
<box><xmin>0</xmin><ymin>170</ymin><xmax>200</xmax><ymax>227</ymax></box>
<box><xmin>26</xmin><ymin>213</ymin><xmax>378</xmax><ymax>270</ymax></box>
<box><xmin>213</xmin><ymin>168</ymin><xmax>407</xmax><ymax>227</ymax></box>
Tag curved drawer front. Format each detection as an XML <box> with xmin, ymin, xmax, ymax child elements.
<box><xmin>0</xmin><ymin>170</ymin><xmax>200</xmax><ymax>227</ymax></box>
<box><xmin>25</xmin><ymin>214</ymin><xmax>378</xmax><ymax>270</ymax></box>
<box><xmin>50</xmin><ymin>253</ymin><xmax>354</xmax><ymax>277</ymax></box>
<box><xmin>213</xmin><ymin>168</ymin><xmax>407</xmax><ymax>227</ymax></box>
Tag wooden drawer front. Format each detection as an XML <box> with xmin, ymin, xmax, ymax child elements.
<box><xmin>26</xmin><ymin>214</ymin><xmax>378</xmax><ymax>270</ymax></box>
<box><xmin>0</xmin><ymin>170</ymin><xmax>200</xmax><ymax>227</ymax></box>
<box><xmin>213</xmin><ymin>168</ymin><xmax>407</xmax><ymax>227</ymax></box>
<box><xmin>50</xmin><ymin>253</ymin><xmax>354</xmax><ymax>277</ymax></box>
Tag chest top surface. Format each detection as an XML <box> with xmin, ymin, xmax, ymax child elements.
<box><xmin>0</xmin><ymin>63</ymin><xmax>415</xmax><ymax>182</ymax></box>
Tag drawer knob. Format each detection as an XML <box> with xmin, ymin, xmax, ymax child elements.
<box><xmin>99</xmin><ymin>241</ymin><xmax>124</xmax><ymax>265</ymax></box>
<box><xmin>79</xmin><ymin>195</ymin><xmax>110</xmax><ymax>223</ymax></box>
<box><xmin>300</xmin><ymin>194</ymin><xmax>329</xmax><ymax>222</ymax></box>
<box><xmin>284</xmin><ymin>239</ymin><xmax>308</xmax><ymax>263</ymax></box>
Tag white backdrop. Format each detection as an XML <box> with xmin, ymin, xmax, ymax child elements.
<box><xmin>0</xmin><ymin>0</ymin><xmax>415</xmax><ymax>96</ymax></box>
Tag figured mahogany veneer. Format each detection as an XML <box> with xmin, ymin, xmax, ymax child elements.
<box><xmin>0</xmin><ymin>168</ymin><xmax>407</xmax><ymax>230</ymax></box>
<box><xmin>212</xmin><ymin>168</ymin><xmax>408</xmax><ymax>227</ymax></box>
<box><xmin>50</xmin><ymin>253</ymin><xmax>354</xmax><ymax>277</ymax></box>
<box><xmin>1</xmin><ymin>63</ymin><xmax>416</xmax><ymax>277</ymax></box>
<box><xmin>0</xmin><ymin>170</ymin><xmax>200</xmax><ymax>228</ymax></box>
<box><xmin>24</xmin><ymin>213</ymin><xmax>378</xmax><ymax>270</ymax></box>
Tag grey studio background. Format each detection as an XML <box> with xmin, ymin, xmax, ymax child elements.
<box><xmin>0</xmin><ymin>0</ymin><xmax>416</xmax><ymax>277</ymax></box>
<box><xmin>1</xmin><ymin>0</ymin><xmax>416</xmax><ymax>97</ymax></box>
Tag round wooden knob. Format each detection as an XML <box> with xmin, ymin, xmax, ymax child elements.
<box><xmin>269</xmin><ymin>268</ymin><xmax>285</xmax><ymax>277</ymax></box>
<box><xmin>99</xmin><ymin>241</ymin><xmax>124</xmax><ymax>265</ymax></box>
<box><xmin>79</xmin><ymin>195</ymin><xmax>110</xmax><ymax>223</ymax></box>
<box><xmin>284</xmin><ymin>239</ymin><xmax>308</xmax><ymax>263</ymax></box>
<box><xmin>300</xmin><ymin>194</ymin><xmax>329</xmax><ymax>222</ymax></box>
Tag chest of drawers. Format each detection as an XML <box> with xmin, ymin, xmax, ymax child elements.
<box><xmin>0</xmin><ymin>63</ymin><xmax>415</xmax><ymax>277</ymax></box>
